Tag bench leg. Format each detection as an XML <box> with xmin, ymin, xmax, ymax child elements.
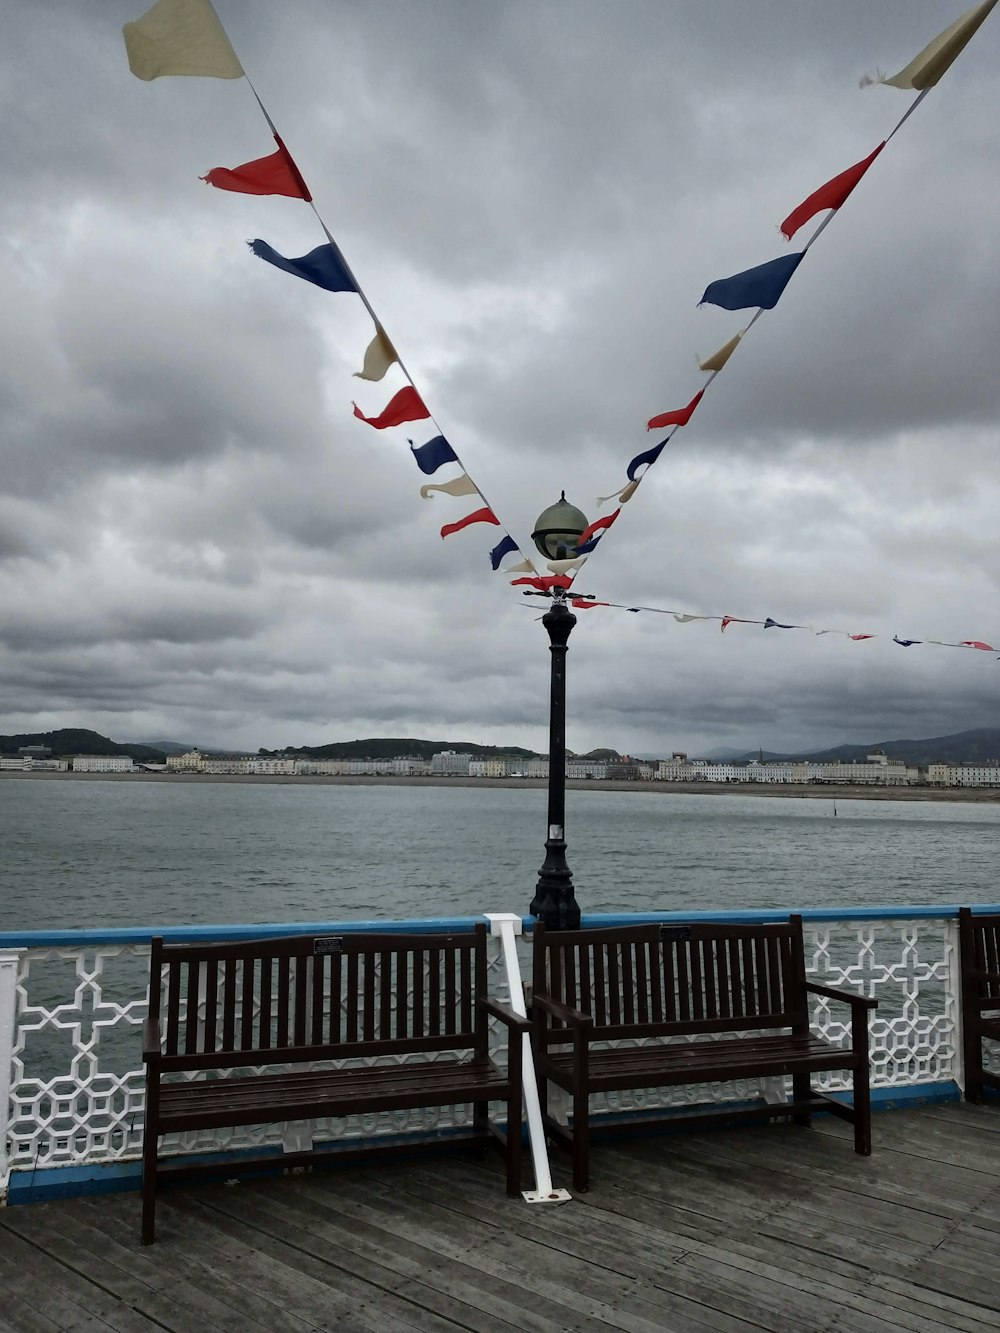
<box><xmin>853</xmin><ymin>1057</ymin><xmax>872</xmax><ymax>1156</ymax></box>
<box><xmin>964</xmin><ymin>1033</ymin><xmax>984</xmax><ymax>1104</ymax></box>
<box><xmin>572</xmin><ymin>1086</ymin><xmax>589</xmax><ymax>1193</ymax></box>
<box><xmin>140</xmin><ymin>1131</ymin><xmax>158</xmax><ymax>1245</ymax></box>
<box><xmin>506</xmin><ymin>1096</ymin><xmax>524</xmax><ymax>1198</ymax></box>
<box><xmin>792</xmin><ymin>1072</ymin><xmax>812</xmax><ymax>1126</ymax></box>
<box><xmin>472</xmin><ymin>1099</ymin><xmax>490</xmax><ymax>1161</ymax></box>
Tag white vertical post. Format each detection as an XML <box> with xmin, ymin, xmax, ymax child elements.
<box><xmin>0</xmin><ymin>949</ymin><xmax>25</xmax><ymax>1200</ymax></box>
<box><xmin>485</xmin><ymin>914</ymin><xmax>571</xmax><ymax>1203</ymax></box>
<box><xmin>944</xmin><ymin>917</ymin><xmax>965</xmax><ymax>1094</ymax></box>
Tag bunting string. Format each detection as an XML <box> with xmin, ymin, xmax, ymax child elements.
<box><xmin>122</xmin><ymin>0</ymin><xmax>537</xmax><ymax>577</ymax></box>
<box><xmin>571</xmin><ymin>2</ymin><xmax>996</xmax><ymax>589</ymax></box>
<box><xmin>552</xmin><ymin>593</ymin><xmax>998</xmax><ymax>659</ymax></box>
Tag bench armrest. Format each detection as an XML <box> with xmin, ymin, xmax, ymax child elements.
<box><xmin>531</xmin><ymin>991</ymin><xmax>594</xmax><ymax>1029</ymax></box>
<box><xmin>481</xmin><ymin>997</ymin><xmax>531</xmax><ymax>1032</ymax></box>
<box><xmin>805</xmin><ymin>981</ymin><xmax>878</xmax><ymax>1011</ymax></box>
<box><xmin>143</xmin><ymin>1017</ymin><xmax>162</xmax><ymax>1061</ymax></box>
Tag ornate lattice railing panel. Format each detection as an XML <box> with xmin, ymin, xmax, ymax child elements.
<box><xmin>0</xmin><ymin>912</ymin><xmax>968</xmax><ymax>1191</ymax></box>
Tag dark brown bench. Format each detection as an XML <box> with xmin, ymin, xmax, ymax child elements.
<box><xmin>959</xmin><ymin>907</ymin><xmax>1000</xmax><ymax>1103</ymax></box>
<box><xmin>142</xmin><ymin>925</ymin><xmax>527</xmax><ymax>1243</ymax></box>
<box><xmin>531</xmin><ymin>916</ymin><xmax>876</xmax><ymax>1191</ymax></box>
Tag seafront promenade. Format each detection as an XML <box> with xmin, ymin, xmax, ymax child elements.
<box><xmin>3</xmin><ymin>769</ymin><xmax>1000</xmax><ymax>802</ymax></box>
<box><xmin>2</xmin><ymin>1104</ymin><xmax>999</xmax><ymax>1331</ymax></box>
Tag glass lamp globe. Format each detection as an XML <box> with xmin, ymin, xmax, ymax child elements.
<box><xmin>531</xmin><ymin>492</ymin><xmax>589</xmax><ymax>560</ymax></box>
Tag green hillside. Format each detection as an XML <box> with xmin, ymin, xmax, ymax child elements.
<box><xmin>0</xmin><ymin>729</ymin><xmax>167</xmax><ymax>763</ymax></box>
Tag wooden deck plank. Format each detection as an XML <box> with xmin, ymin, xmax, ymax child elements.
<box><xmin>163</xmin><ymin>1191</ymin><xmax>460</xmax><ymax>1333</ymax></box>
<box><xmin>2</xmin><ymin>1103</ymin><xmax>1000</xmax><ymax>1333</ymax></box>
<box><xmin>200</xmin><ymin>1177</ymin><xmax>577</xmax><ymax>1333</ymax></box>
<box><xmin>314</xmin><ymin>1170</ymin><xmax>752</xmax><ymax>1333</ymax></box>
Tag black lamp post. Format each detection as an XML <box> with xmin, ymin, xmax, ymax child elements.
<box><xmin>528</xmin><ymin>492</ymin><xmax>589</xmax><ymax>930</ymax></box>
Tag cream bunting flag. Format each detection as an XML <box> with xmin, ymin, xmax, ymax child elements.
<box><xmin>123</xmin><ymin>0</ymin><xmax>244</xmax><ymax>80</ymax></box>
<box><xmin>861</xmin><ymin>0</ymin><xmax>998</xmax><ymax>90</ymax></box>
<box><xmin>546</xmin><ymin>556</ymin><xmax>586</xmax><ymax>575</ymax></box>
<box><xmin>419</xmin><ymin>475</ymin><xmax>479</xmax><ymax>500</ymax></box>
<box><xmin>698</xmin><ymin>330</ymin><xmax>744</xmax><ymax>373</ymax></box>
<box><xmin>506</xmin><ymin>558</ymin><xmax>535</xmax><ymax>574</ymax></box>
<box><xmin>354</xmin><ymin>326</ymin><xmax>399</xmax><ymax>383</ymax></box>
<box><xmin>596</xmin><ymin>480</ymin><xmax>639</xmax><ymax>507</ymax></box>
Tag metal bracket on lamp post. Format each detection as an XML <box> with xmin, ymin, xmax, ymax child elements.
<box><xmin>529</xmin><ymin>591</ymin><xmax>580</xmax><ymax>930</ymax></box>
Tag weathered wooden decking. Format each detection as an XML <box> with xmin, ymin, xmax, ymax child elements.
<box><xmin>2</xmin><ymin>1102</ymin><xmax>1000</xmax><ymax>1331</ymax></box>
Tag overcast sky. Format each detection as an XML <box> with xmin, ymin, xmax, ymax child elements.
<box><xmin>2</xmin><ymin>1</ymin><xmax>998</xmax><ymax>758</ymax></box>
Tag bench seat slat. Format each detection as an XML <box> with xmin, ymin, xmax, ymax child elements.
<box><xmin>158</xmin><ymin>1057</ymin><xmax>510</xmax><ymax>1130</ymax></box>
<box><xmin>541</xmin><ymin>1033</ymin><xmax>858</xmax><ymax>1093</ymax></box>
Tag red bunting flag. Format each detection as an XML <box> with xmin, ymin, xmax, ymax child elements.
<box><xmin>203</xmin><ymin>135</ymin><xmax>312</xmax><ymax>200</ymax></box>
<box><xmin>647</xmin><ymin>390</ymin><xmax>704</xmax><ymax>432</ymax></box>
<box><xmin>510</xmin><ymin>574</ymin><xmax>573</xmax><ymax>591</ymax></box>
<box><xmin>572</xmin><ymin>599</ymin><xmax>609</xmax><ymax>609</ymax></box>
<box><xmin>577</xmin><ymin>508</ymin><xmax>620</xmax><ymax>547</ymax></box>
<box><xmin>780</xmin><ymin>144</ymin><xmax>884</xmax><ymax>241</ymax></box>
<box><xmin>961</xmin><ymin>640</ymin><xmax>995</xmax><ymax>651</ymax></box>
<box><xmin>440</xmin><ymin>506</ymin><xmax>500</xmax><ymax>540</ymax></box>
<box><xmin>353</xmin><ymin>386</ymin><xmax>430</xmax><ymax>430</ymax></box>
<box><xmin>721</xmin><ymin>615</ymin><xmax>758</xmax><ymax>632</ymax></box>
<box><xmin>849</xmin><ymin>634</ymin><xmax>874</xmax><ymax>641</ymax></box>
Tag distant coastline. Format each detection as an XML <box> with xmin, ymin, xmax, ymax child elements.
<box><xmin>3</xmin><ymin>770</ymin><xmax>999</xmax><ymax>802</ymax></box>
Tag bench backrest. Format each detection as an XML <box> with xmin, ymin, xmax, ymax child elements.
<box><xmin>533</xmin><ymin>917</ymin><xmax>808</xmax><ymax>1041</ymax></box>
<box><xmin>148</xmin><ymin>925</ymin><xmax>491</xmax><ymax>1071</ymax></box>
<box><xmin>959</xmin><ymin>908</ymin><xmax>1000</xmax><ymax>1013</ymax></box>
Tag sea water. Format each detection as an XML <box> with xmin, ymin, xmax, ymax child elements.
<box><xmin>2</xmin><ymin>779</ymin><xmax>998</xmax><ymax>933</ymax></box>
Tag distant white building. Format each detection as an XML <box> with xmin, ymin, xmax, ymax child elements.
<box><xmin>249</xmin><ymin>757</ymin><xmax>296</xmax><ymax>776</ymax></box>
<box><xmin>201</xmin><ymin>756</ymin><xmax>253</xmax><ymax>774</ymax></box>
<box><xmin>73</xmin><ymin>755</ymin><xmax>134</xmax><ymax>773</ymax></box>
<box><xmin>431</xmin><ymin>751</ymin><xmax>472</xmax><ymax>776</ymax></box>
<box><xmin>166</xmin><ymin>749</ymin><xmax>203</xmax><ymax>772</ymax></box>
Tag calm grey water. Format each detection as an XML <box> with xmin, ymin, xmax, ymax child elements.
<box><xmin>1</xmin><ymin>779</ymin><xmax>998</xmax><ymax>933</ymax></box>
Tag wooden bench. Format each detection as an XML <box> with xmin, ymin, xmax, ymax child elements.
<box><xmin>141</xmin><ymin>925</ymin><xmax>527</xmax><ymax>1243</ymax></box>
<box><xmin>531</xmin><ymin>916</ymin><xmax>876</xmax><ymax>1191</ymax></box>
<box><xmin>959</xmin><ymin>907</ymin><xmax>1000</xmax><ymax>1103</ymax></box>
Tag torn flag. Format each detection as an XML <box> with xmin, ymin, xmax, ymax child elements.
<box><xmin>780</xmin><ymin>144</ymin><xmax>884</xmax><ymax>241</ymax></box>
<box><xmin>862</xmin><ymin>0</ymin><xmax>998</xmax><ymax>91</ymax></box>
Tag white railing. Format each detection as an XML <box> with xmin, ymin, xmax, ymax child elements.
<box><xmin>0</xmin><ymin>906</ymin><xmax>979</xmax><ymax>1201</ymax></box>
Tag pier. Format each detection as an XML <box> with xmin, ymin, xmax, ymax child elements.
<box><xmin>2</xmin><ymin>1103</ymin><xmax>999</xmax><ymax>1330</ymax></box>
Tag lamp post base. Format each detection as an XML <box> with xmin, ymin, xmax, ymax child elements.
<box><xmin>530</xmin><ymin>836</ymin><xmax>580</xmax><ymax>930</ymax></box>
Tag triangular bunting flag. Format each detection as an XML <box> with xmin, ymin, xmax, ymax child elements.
<box><xmin>410</xmin><ymin>436</ymin><xmax>457</xmax><ymax>475</ymax></box>
<box><xmin>647</xmin><ymin>390</ymin><xmax>704</xmax><ymax>432</ymax></box>
<box><xmin>780</xmin><ymin>144</ymin><xmax>884</xmax><ymax>241</ymax></box>
<box><xmin>249</xmin><ymin>240</ymin><xmax>356</xmax><ymax>293</ymax></box>
<box><xmin>354</xmin><ymin>386</ymin><xmax>429</xmax><ymax>430</ymax></box>
<box><xmin>354</xmin><ymin>327</ymin><xmax>398</xmax><ymax>383</ymax></box>
<box><xmin>700</xmin><ymin>253</ymin><xmax>804</xmax><ymax>311</ymax></box>
<box><xmin>698</xmin><ymin>331</ymin><xmax>744</xmax><ymax>373</ymax></box>
<box><xmin>123</xmin><ymin>0</ymin><xmax>244</xmax><ymax>80</ymax></box>
<box><xmin>419</xmin><ymin>475</ymin><xmax>479</xmax><ymax>500</ymax></box>
<box><xmin>204</xmin><ymin>139</ymin><xmax>311</xmax><ymax>200</ymax></box>
<box><xmin>440</xmin><ymin>507</ymin><xmax>499</xmax><ymax>540</ymax></box>
<box><xmin>861</xmin><ymin>0</ymin><xmax>998</xmax><ymax>90</ymax></box>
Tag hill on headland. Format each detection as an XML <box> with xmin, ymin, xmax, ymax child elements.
<box><xmin>0</xmin><ymin>728</ymin><xmax>167</xmax><ymax>764</ymax></box>
<box><xmin>269</xmin><ymin>737</ymin><xmax>543</xmax><ymax>761</ymax></box>
<box><xmin>730</xmin><ymin>727</ymin><xmax>1000</xmax><ymax>768</ymax></box>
